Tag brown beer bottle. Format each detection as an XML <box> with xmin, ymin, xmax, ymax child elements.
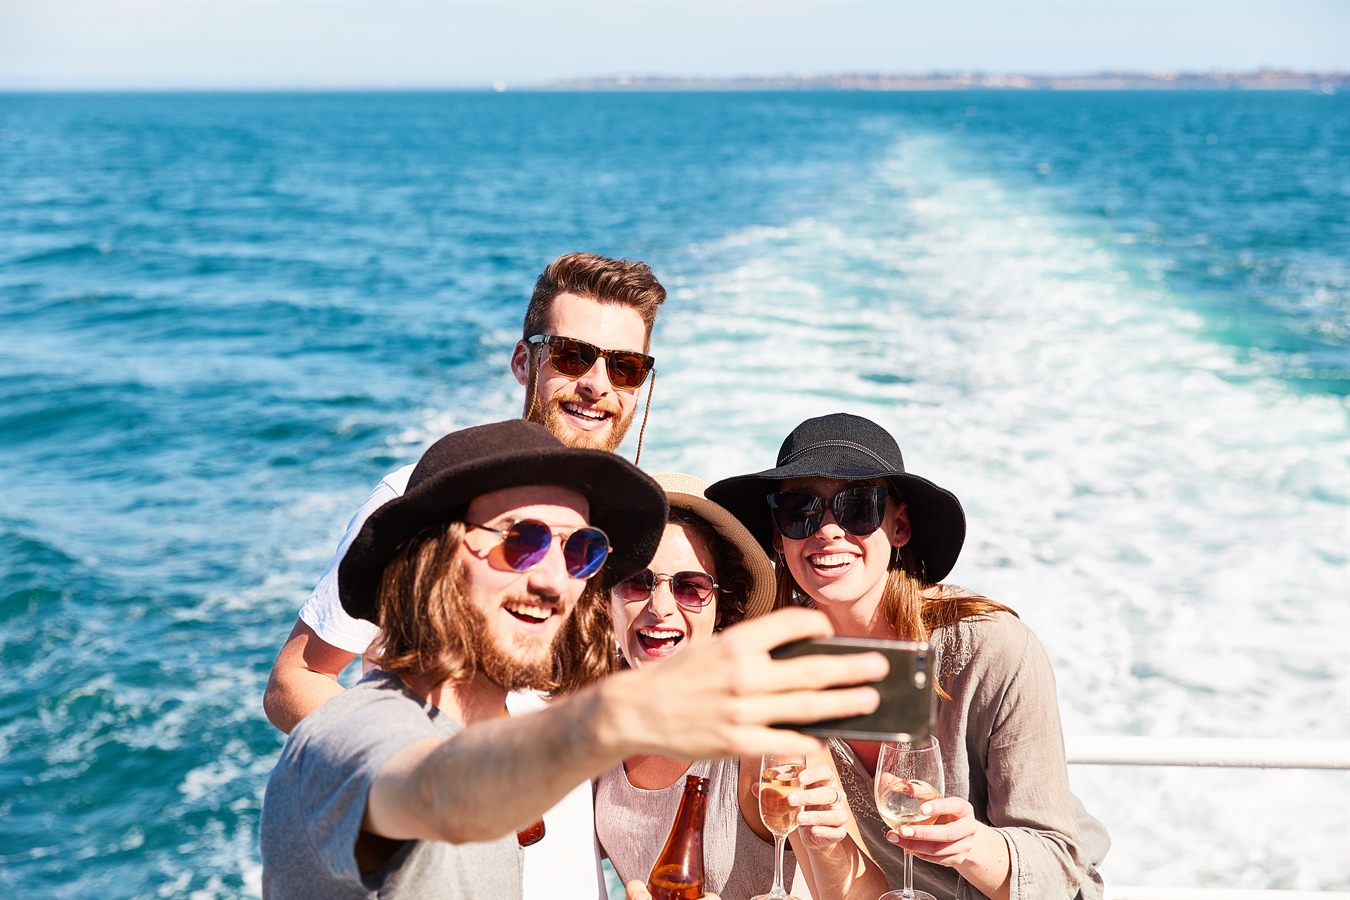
<box><xmin>516</xmin><ymin>818</ymin><xmax>545</xmax><ymax>847</ymax></box>
<box><xmin>646</xmin><ymin>774</ymin><xmax>708</xmax><ymax>900</ymax></box>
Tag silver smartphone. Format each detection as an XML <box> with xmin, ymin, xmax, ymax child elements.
<box><xmin>770</xmin><ymin>636</ymin><xmax>933</xmax><ymax>742</ymax></box>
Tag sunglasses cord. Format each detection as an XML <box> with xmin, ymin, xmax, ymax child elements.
<box><xmin>523</xmin><ymin>343</ymin><xmax>542</xmax><ymax>423</ymax></box>
<box><xmin>633</xmin><ymin>369</ymin><xmax>655</xmax><ymax>467</ymax></box>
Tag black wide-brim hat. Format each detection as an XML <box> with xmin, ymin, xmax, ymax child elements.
<box><xmin>338</xmin><ymin>419</ymin><xmax>668</xmax><ymax>623</ymax></box>
<box><xmin>705</xmin><ymin>413</ymin><xmax>965</xmax><ymax>585</ymax></box>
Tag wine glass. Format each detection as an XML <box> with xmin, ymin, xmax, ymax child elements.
<box><xmin>873</xmin><ymin>736</ymin><xmax>945</xmax><ymax>900</ymax></box>
<box><xmin>752</xmin><ymin>752</ymin><xmax>806</xmax><ymax>900</ymax></box>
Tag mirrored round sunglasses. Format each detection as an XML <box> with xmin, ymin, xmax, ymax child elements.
<box><xmin>468</xmin><ymin>519</ymin><xmax>611</xmax><ymax>579</ymax></box>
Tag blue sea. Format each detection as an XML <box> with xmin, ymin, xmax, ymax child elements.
<box><xmin>1</xmin><ymin>90</ymin><xmax>1347</xmax><ymax>897</ymax></box>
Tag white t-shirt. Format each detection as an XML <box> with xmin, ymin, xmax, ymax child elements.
<box><xmin>298</xmin><ymin>467</ymin><xmax>605</xmax><ymax>900</ymax></box>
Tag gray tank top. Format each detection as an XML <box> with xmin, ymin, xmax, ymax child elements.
<box><xmin>594</xmin><ymin>757</ymin><xmax>813</xmax><ymax>900</ymax></box>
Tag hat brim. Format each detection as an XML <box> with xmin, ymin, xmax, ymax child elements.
<box><xmin>340</xmin><ymin>444</ymin><xmax>667</xmax><ymax>623</ymax></box>
<box><xmin>706</xmin><ymin>451</ymin><xmax>965</xmax><ymax>585</ymax></box>
<box><xmin>652</xmin><ymin>472</ymin><xmax>776</xmax><ymax>620</ymax></box>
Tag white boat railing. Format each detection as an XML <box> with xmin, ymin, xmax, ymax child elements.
<box><xmin>1065</xmin><ymin>736</ymin><xmax>1350</xmax><ymax>900</ymax></box>
<box><xmin>1066</xmin><ymin>736</ymin><xmax>1350</xmax><ymax>770</ymax></box>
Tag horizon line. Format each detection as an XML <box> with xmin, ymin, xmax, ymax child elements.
<box><xmin>4</xmin><ymin>67</ymin><xmax>1347</xmax><ymax>94</ymax></box>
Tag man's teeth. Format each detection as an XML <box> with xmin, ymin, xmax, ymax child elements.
<box><xmin>506</xmin><ymin>602</ymin><xmax>552</xmax><ymax>622</ymax></box>
<box><xmin>562</xmin><ymin>402</ymin><xmax>607</xmax><ymax>421</ymax></box>
<box><xmin>810</xmin><ymin>553</ymin><xmax>854</xmax><ymax>567</ymax></box>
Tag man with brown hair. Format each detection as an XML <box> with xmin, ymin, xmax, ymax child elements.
<box><xmin>259</xmin><ymin>420</ymin><xmax>886</xmax><ymax>900</ymax></box>
<box><xmin>514</xmin><ymin>251</ymin><xmax>666</xmax><ymax>454</ymax></box>
<box><xmin>262</xmin><ymin>253</ymin><xmax>668</xmax><ymax>897</ymax></box>
<box><xmin>265</xmin><ymin>252</ymin><xmax>666</xmax><ymax>733</ymax></box>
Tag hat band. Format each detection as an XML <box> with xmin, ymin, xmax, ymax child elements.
<box><xmin>778</xmin><ymin>439</ymin><xmax>897</xmax><ymax>471</ymax></box>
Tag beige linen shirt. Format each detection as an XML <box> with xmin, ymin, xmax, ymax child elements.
<box><xmin>831</xmin><ymin>609</ymin><xmax>1109</xmax><ymax>900</ymax></box>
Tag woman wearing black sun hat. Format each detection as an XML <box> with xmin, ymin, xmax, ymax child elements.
<box><xmin>708</xmin><ymin>413</ymin><xmax>1110</xmax><ymax>900</ymax></box>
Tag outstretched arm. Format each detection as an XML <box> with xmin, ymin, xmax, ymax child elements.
<box><xmin>263</xmin><ymin>619</ymin><xmax>357</xmax><ymax>733</ymax></box>
<box><xmin>364</xmin><ymin>608</ymin><xmax>890</xmax><ymax>845</ymax></box>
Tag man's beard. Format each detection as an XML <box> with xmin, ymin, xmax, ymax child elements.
<box><xmin>457</xmin><ymin>590</ymin><xmax>561</xmax><ymax>693</ymax></box>
<box><xmin>533</xmin><ymin>392</ymin><xmax>631</xmax><ymax>452</ymax></box>
<box><xmin>523</xmin><ymin>366</ymin><xmax>634</xmax><ymax>452</ymax></box>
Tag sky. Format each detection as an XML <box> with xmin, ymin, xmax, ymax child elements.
<box><xmin>1</xmin><ymin>0</ymin><xmax>1347</xmax><ymax>91</ymax></box>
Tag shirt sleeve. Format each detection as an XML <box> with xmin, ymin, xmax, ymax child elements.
<box><xmin>978</xmin><ymin>623</ymin><xmax>1093</xmax><ymax>900</ymax></box>
<box><xmin>298</xmin><ymin>465</ymin><xmax>414</xmax><ymax>654</ymax></box>
<box><xmin>293</xmin><ymin>685</ymin><xmax>441</xmax><ymax>886</ymax></box>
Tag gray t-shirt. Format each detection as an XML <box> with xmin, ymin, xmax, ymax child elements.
<box><xmin>261</xmin><ymin>670</ymin><xmax>522</xmax><ymax>899</ymax></box>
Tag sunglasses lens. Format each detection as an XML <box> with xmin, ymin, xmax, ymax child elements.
<box><xmin>834</xmin><ymin>486</ymin><xmax>887</xmax><ymax>536</ymax></box>
<box><xmin>605</xmin><ymin>352</ymin><xmax>652</xmax><ymax>390</ymax></box>
<box><xmin>549</xmin><ymin>337</ymin><xmax>597</xmax><ymax>378</ymax></box>
<box><xmin>563</xmin><ymin>527</ymin><xmax>610</xmax><ymax>579</ymax></box>
<box><xmin>671</xmin><ymin>573</ymin><xmax>715</xmax><ymax>606</ymax></box>
<box><xmin>768</xmin><ymin>487</ymin><xmax>889</xmax><ymax>539</ymax></box>
<box><xmin>500</xmin><ymin>520</ymin><xmax>553</xmax><ymax>572</ymax></box>
<box><xmin>768</xmin><ymin>491</ymin><xmax>825</xmax><ymax>541</ymax></box>
<box><xmin>616</xmin><ymin>568</ymin><xmax>656</xmax><ymax>599</ymax></box>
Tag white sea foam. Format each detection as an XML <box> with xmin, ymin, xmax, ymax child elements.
<box><xmin>640</xmin><ymin>129</ymin><xmax>1350</xmax><ymax>890</ymax></box>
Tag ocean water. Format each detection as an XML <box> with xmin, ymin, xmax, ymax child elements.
<box><xmin>1</xmin><ymin>90</ymin><xmax>1346</xmax><ymax>897</ymax></box>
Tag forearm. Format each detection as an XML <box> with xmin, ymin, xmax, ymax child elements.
<box><xmin>368</xmin><ymin>685</ymin><xmax>624</xmax><ymax>844</ymax></box>
<box><xmin>263</xmin><ymin>666</ymin><xmax>345</xmax><ymax>733</ymax></box>
<box><xmin>263</xmin><ymin>619</ymin><xmax>356</xmax><ymax>733</ymax></box>
<box><xmin>792</xmin><ymin>834</ymin><xmax>888</xmax><ymax>900</ymax></box>
<box><xmin>952</xmin><ymin>822</ymin><xmax>1011</xmax><ymax>900</ymax></box>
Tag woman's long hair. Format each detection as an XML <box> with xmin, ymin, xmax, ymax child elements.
<box><xmin>770</xmin><ymin>488</ymin><xmax>1016</xmax><ymax>695</ymax></box>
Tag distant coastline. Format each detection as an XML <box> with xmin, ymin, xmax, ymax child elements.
<box><xmin>541</xmin><ymin>69</ymin><xmax>1346</xmax><ymax>92</ymax></box>
<box><xmin>3</xmin><ymin>69</ymin><xmax>1345</xmax><ymax>94</ymax></box>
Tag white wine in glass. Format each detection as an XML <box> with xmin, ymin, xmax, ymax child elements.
<box><xmin>752</xmin><ymin>754</ymin><xmax>805</xmax><ymax>900</ymax></box>
<box><xmin>873</xmin><ymin>736</ymin><xmax>945</xmax><ymax>900</ymax></box>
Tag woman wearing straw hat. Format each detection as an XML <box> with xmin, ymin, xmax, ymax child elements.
<box><xmin>708</xmin><ymin>415</ymin><xmax>1109</xmax><ymax>900</ymax></box>
<box><xmin>596</xmin><ymin>473</ymin><xmax>877</xmax><ymax>900</ymax></box>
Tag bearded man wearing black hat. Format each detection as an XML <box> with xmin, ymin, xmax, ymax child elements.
<box><xmin>260</xmin><ymin>420</ymin><xmax>888</xmax><ymax>900</ymax></box>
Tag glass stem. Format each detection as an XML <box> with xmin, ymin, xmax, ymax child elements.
<box><xmin>771</xmin><ymin>832</ymin><xmax>787</xmax><ymax>897</ymax></box>
<box><xmin>902</xmin><ymin>847</ymin><xmax>915</xmax><ymax>900</ymax></box>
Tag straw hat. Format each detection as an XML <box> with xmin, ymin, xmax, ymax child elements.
<box><xmin>652</xmin><ymin>472</ymin><xmax>776</xmax><ymax>620</ymax></box>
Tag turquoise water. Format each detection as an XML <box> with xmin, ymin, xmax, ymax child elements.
<box><xmin>1</xmin><ymin>91</ymin><xmax>1346</xmax><ymax>896</ymax></box>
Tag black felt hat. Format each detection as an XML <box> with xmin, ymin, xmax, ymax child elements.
<box><xmin>705</xmin><ymin>413</ymin><xmax>965</xmax><ymax>585</ymax></box>
<box><xmin>338</xmin><ymin>419</ymin><xmax>668</xmax><ymax>623</ymax></box>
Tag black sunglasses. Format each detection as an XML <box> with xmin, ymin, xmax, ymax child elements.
<box><xmin>467</xmin><ymin>519</ymin><xmax>610</xmax><ymax>579</ymax></box>
<box><xmin>614</xmin><ymin>569</ymin><xmax>718</xmax><ymax>609</ymax></box>
<box><xmin>767</xmin><ymin>485</ymin><xmax>891</xmax><ymax>541</ymax></box>
<box><xmin>526</xmin><ymin>334</ymin><xmax>655</xmax><ymax>391</ymax></box>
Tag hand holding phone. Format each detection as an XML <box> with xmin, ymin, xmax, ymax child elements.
<box><xmin>770</xmin><ymin>636</ymin><xmax>934</xmax><ymax>742</ymax></box>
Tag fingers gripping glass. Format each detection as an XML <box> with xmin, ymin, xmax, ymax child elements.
<box><xmin>767</xmin><ymin>485</ymin><xmax>890</xmax><ymax>540</ymax></box>
<box><xmin>526</xmin><ymin>334</ymin><xmax>655</xmax><ymax>391</ymax></box>
<box><xmin>468</xmin><ymin>520</ymin><xmax>611</xmax><ymax>579</ymax></box>
<box><xmin>615</xmin><ymin>569</ymin><xmax>718</xmax><ymax>609</ymax></box>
